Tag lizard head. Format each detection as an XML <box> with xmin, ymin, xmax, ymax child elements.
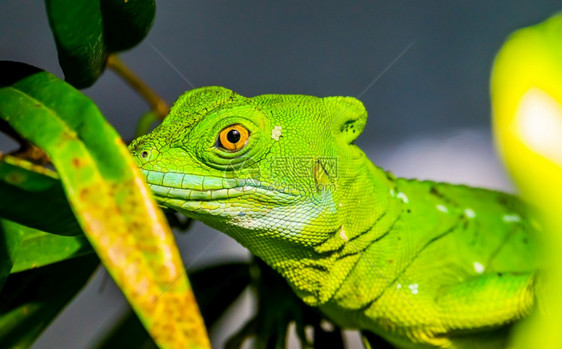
<box><xmin>129</xmin><ymin>86</ymin><xmax>370</xmax><ymax>259</ymax></box>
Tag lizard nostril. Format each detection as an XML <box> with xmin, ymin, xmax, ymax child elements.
<box><xmin>140</xmin><ymin>151</ymin><xmax>149</xmax><ymax>159</ymax></box>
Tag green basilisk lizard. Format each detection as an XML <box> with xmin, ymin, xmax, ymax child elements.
<box><xmin>128</xmin><ymin>86</ymin><xmax>539</xmax><ymax>348</ymax></box>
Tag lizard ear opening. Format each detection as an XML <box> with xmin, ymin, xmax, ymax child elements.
<box><xmin>324</xmin><ymin>96</ymin><xmax>368</xmax><ymax>144</ymax></box>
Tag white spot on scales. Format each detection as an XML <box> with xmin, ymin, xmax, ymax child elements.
<box><xmin>271</xmin><ymin>126</ymin><xmax>282</xmax><ymax>141</ymax></box>
<box><xmin>464</xmin><ymin>208</ymin><xmax>475</xmax><ymax>218</ymax></box>
<box><xmin>503</xmin><ymin>214</ymin><xmax>521</xmax><ymax>223</ymax></box>
<box><xmin>338</xmin><ymin>225</ymin><xmax>348</xmax><ymax>242</ymax></box>
<box><xmin>473</xmin><ymin>262</ymin><xmax>485</xmax><ymax>274</ymax></box>
<box><xmin>408</xmin><ymin>283</ymin><xmax>419</xmax><ymax>295</ymax></box>
<box><xmin>436</xmin><ymin>204</ymin><xmax>448</xmax><ymax>213</ymax></box>
<box><xmin>396</xmin><ymin>192</ymin><xmax>408</xmax><ymax>203</ymax></box>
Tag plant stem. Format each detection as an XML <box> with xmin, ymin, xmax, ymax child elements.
<box><xmin>107</xmin><ymin>54</ymin><xmax>170</xmax><ymax>120</ymax></box>
<box><xmin>0</xmin><ymin>119</ymin><xmax>50</xmax><ymax>164</ymax></box>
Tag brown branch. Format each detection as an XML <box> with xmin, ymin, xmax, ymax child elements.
<box><xmin>0</xmin><ymin>119</ymin><xmax>50</xmax><ymax>164</ymax></box>
<box><xmin>107</xmin><ymin>54</ymin><xmax>170</xmax><ymax>120</ymax></box>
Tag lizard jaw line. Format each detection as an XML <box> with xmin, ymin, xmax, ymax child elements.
<box><xmin>140</xmin><ymin>169</ymin><xmax>300</xmax><ymax>204</ymax></box>
<box><xmin>148</xmin><ymin>183</ymin><xmax>256</xmax><ymax>201</ymax></box>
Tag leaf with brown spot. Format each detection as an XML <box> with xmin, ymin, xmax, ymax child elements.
<box><xmin>98</xmin><ymin>262</ymin><xmax>251</xmax><ymax>348</ymax></box>
<box><xmin>0</xmin><ymin>61</ymin><xmax>210</xmax><ymax>349</ymax></box>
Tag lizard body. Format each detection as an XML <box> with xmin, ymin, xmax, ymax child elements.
<box><xmin>129</xmin><ymin>87</ymin><xmax>538</xmax><ymax>348</ymax></box>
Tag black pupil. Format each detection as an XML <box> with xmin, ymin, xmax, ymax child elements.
<box><xmin>141</xmin><ymin>151</ymin><xmax>148</xmax><ymax>158</ymax></box>
<box><xmin>227</xmin><ymin>129</ymin><xmax>241</xmax><ymax>144</ymax></box>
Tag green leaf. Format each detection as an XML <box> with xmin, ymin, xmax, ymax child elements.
<box><xmin>0</xmin><ymin>155</ymin><xmax>93</xmax><ymax>273</ymax></box>
<box><xmin>0</xmin><ymin>254</ymin><xmax>98</xmax><ymax>348</ymax></box>
<box><xmin>100</xmin><ymin>0</ymin><xmax>156</xmax><ymax>52</ymax></box>
<box><xmin>45</xmin><ymin>0</ymin><xmax>107</xmax><ymax>88</ymax></box>
<box><xmin>0</xmin><ymin>61</ymin><xmax>209</xmax><ymax>349</ymax></box>
<box><xmin>0</xmin><ymin>154</ymin><xmax>82</xmax><ymax>236</ymax></box>
<box><xmin>491</xmin><ymin>13</ymin><xmax>562</xmax><ymax>347</ymax></box>
<box><xmin>45</xmin><ymin>0</ymin><xmax>155</xmax><ymax>88</ymax></box>
<box><xmin>9</xmin><ymin>221</ymin><xmax>92</xmax><ymax>273</ymax></box>
<box><xmin>0</xmin><ymin>220</ymin><xmax>24</xmax><ymax>291</ymax></box>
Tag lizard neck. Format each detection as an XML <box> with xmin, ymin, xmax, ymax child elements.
<box><xmin>337</xmin><ymin>159</ymin><xmax>398</xmax><ymax>241</ymax></box>
<box><xmin>257</xmin><ymin>159</ymin><xmax>403</xmax><ymax>306</ymax></box>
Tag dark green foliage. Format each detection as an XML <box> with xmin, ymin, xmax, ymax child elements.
<box><xmin>100</xmin><ymin>0</ymin><xmax>156</xmax><ymax>52</ymax></box>
<box><xmin>45</xmin><ymin>0</ymin><xmax>155</xmax><ymax>88</ymax></box>
<box><xmin>0</xmin><ymin>254</ymin><xmax>98</xmax><ymax>348</ymax></box>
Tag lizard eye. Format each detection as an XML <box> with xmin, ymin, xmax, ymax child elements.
<box><xmin>217</xmin><ymin>124</ymin><xmax>250</xmax><ymax>151</ymax></box>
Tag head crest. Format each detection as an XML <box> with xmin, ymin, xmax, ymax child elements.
<box><xmin>323</xmin><ymin>96</ymin><xmax>368</xmax><ymax>144</ymax></box>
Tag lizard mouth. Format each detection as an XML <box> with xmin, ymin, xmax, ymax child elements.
<box><xmin>141</xmin><ymin>169</ymin><xmax>255</xmax><ymax>202</ymax></box>
<box><xmin>140</xmin><ymin>169</ymin><xmax>299</xmax><ymax>204</ymax></box>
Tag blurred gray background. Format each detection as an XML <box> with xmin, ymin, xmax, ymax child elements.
<box><xmin>2</xmin><ymin>1</ymin><xmax>562</xmax><ymax>348</ymax></box>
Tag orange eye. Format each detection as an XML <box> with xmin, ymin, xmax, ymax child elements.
<box><xmin>218</xmin><ymin>124</ymin><xmax>250</xmax><ymax>151</ymax></box>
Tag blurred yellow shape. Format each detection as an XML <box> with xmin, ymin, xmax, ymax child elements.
<box><xmin>491</xmin><ymin>13</ymin><xmax>562</xmax><ymax>348</ymax></box>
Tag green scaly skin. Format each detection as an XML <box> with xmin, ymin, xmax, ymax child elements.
<box><xmin>129</xmin><ymin>87</ymin><xmax>539</xmax><ymax>349</ymax></box>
